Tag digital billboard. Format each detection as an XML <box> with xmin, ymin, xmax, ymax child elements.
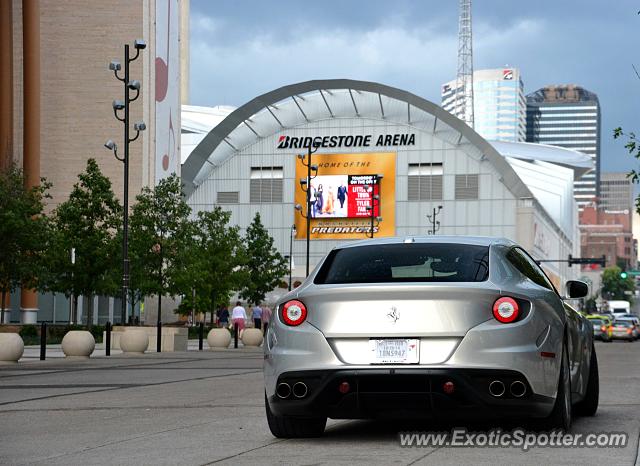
<box><xmin>295</xmin><ymin>152</ymin><xmax>396</xmax><ymax>239</ymax></box>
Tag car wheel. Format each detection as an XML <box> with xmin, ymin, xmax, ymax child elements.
<box><xmin>574</xmin><ymin>344</ymin><xmax>599</xmax><ymax>416</ymax></box>
<box><xmin>265</xmin><ymin>393</ymin><xmax>326</xmax><ymax>438</ymax></box>
<box><xmin>547</xmin><ymin>343</ymin><xmax>572</xmax><ymax>431</ymax></box>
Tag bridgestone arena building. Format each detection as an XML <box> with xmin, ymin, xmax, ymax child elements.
<box><xmin>182</xmin><ymin>80</ymin><xmax>592</xmax><ymax>290</ymax></box>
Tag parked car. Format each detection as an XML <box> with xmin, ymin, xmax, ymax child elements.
<box><xmin>264</xmin><ymin>236</ymin><xmax>598</xmax><ymax>437</ymax></box>
<box><xmin>586</xmin><ymin>317</ymin><xmax>612</xmax><ymax>342</ymax></box>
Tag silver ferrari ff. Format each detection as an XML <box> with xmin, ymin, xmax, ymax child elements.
<box><xmin>264</xmin><ymin>236</ymin><xmax>599</xmax><ymax>438</ymax></box>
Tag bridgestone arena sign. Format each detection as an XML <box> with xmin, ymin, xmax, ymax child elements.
<box><xmin>277</xmin><ymin>133</ymin><xmax>415</xmax><ymax>150</ymax></box>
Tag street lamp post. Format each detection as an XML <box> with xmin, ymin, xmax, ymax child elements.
<box><xmin>288</xmin><ymin>224</ymin><xmax>297</xmax><ymax>291</ymax></box>
<box><xmin>295</xmin><ymin>145</ymin><xmax>318</xmax><ymax>276</ymax></box>
<box><xmin>427</xmin><ymin>205</ymin><xmax>443</xmax><ymax>235</ymax></box>
<box><xmin>104</xmin><ymin>39</ymin><xmax>146</xmax><ymax>325</ymax></box>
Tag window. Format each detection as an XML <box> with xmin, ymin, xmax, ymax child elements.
<box><xmin>250</xmin><ymin>167</ymin><xmax>283</xmax><ymax>203</ymax></box>
<box><xmin>216</xmin><ymin>191</ymin><xmax>239</xmax><ymax>204</ymax></box>
<box><xmin>314</xmin><ymin>243</ymin><xmax>489</xmax><ymax>284</ymax></box>
<box><xmin>506</xmin><ymin>248</ymin><xmax>555</xmax><ymax>291</ymax></box>
<box><xmin>455</xmin><ymin>174</ymin><xmax>479</xmax><ymax>200</ymax></box>
<box><xmin>408</xmin><ymin>163</ymin><xmax>443</xmax><ymax>201</ymax></box>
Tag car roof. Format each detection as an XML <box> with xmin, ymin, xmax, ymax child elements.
<box><xmin>335</xmin><ymin>235</ymin><xmax>516</xmax><ymax>250</ymax></box>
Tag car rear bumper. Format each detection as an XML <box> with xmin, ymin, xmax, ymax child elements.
<box><xmin>268</xmin><ymin>368</ymin><xmax>555</xmax><ymax>420</ymax></box>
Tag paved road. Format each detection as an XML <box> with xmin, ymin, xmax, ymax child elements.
<box><xmin>1</xmin><ymin>341</ymin><xmax>639</xmax><ymax>465</ymax></box>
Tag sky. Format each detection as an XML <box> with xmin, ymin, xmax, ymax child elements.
<box><xmin>189</xmin><ymin>0</ymin><xmax>639</xmax><ymax>174</ymax></box>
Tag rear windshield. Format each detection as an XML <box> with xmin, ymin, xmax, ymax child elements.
<box><xmin>314</xmin><ymin>243</ymin><xmax>489</xmax><ymax>284</ymax></box>
<box><xmin>590</xmin><ymin>319</ymin><xmax>603</xmax><ymax>325</ymax></box>
<box><xmin>616</xmin><ymin>321</ymin><xmax>634</xmax><ymax>327</ymax></box>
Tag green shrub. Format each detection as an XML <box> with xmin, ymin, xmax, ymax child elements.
<box><xmin>19</xmin><ymin>325</ymin><xmax>38</xmax><ymax>338</ymax></box>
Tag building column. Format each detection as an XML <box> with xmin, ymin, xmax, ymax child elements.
<box><xmin>0</xmin><ymin>0</ymin><xmax>13</xmax><ymax>170</ymax></box>
<box><xmin>20</xmin><ymin>0</ymin><xmax>40</xmax><ymax>324</ymax></box>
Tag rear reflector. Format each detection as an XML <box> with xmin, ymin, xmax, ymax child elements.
<box><xmin>338</xmin><ymin>381</ymin><xmax>350</xmax><ymax>394</ymax></box>
<box><xmin>443</xmin><ymin>381</ymin><xmax>455</xmax><ymax>394</ymax></box>
<box><xmin>492</xmin><ymin>297</ymin><xmax>519</xmax><ymax>323</ymax></box>
<box><xmin>540</xmin><ymin>351</ymin><xmax>556</xmax><ymax>358</ymax></box>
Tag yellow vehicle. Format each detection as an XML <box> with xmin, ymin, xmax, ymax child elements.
<box><xmin>586</xmin><ymin>315</ymin><xmax>613</xmax><ymax>342</ymax></box>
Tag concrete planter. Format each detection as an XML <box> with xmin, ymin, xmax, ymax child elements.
<box><xmin>120</xmin><ymin>329</ymin><xmax>149</xmax><ymax>354</ymax></box>
<box><xmin>61</xmin><ymin>330</ymin><xmax>95</xmax><ymax>359</ymax></box>
<box><xmin>207</xmin><ymin>328</ymin><xmax>231</xmax><ymax>349</ymax></box>
<box><xmin>0</xmin><ymin>333</ymin><xmax>24</xmax><ymax>363</ymax></box>
<box><xmin>241</xmin><ymin>328</ymin><xmax>264</xmax><ymax>347</ymax></box>
<box><xmin>105</xmin><ymin>326</ymin><xmax>187</xmax><ymax>352</ymax></box>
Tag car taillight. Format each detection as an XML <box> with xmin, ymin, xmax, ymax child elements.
<box><xmin>601</xmin><ymin>325</ymin><xmax>606</xmax><ymax>332</ymax></box>
<box><xmin>281</xmin><ymin>300</ymin><xmax>307</xmax><ymax>326</ymax></box>
<box><xmin>627</xmin><ymin>328</ymin><xmax>632</xmax><ymax>334</ymax></box>
<box><xmin>493</xmin><ymin>297</ymin><xmax>519</xmax><ymax>323</ymax></box>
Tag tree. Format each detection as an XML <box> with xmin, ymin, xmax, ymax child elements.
<box><xmin>174</xmin><ymin>207</ymin><xmax>244</xmax><ymax>323</ymax></box>
<box><xmin>129</xmin><ymin>174</ymin><xmax>192</xmax><ymax>323</ymax></box>
<box><xmin>239</xmin><ymin>213</ymin><xmax>288</xmax><ymax>306</ymax></box>
<box><xmin>44</xmin><ymin>159</ymin><xmax>121</xmax><ymax>328</ymax></box>
<box><xmin>601</xmin><ymin>266</ymin><xmax>635</xmax><ymax>301</ymax></box>
<box><xmin>614</xmin><ymin>128</ymin><xmax>640</xmax><ymax>212</ymax></box>
<box><xmin>0</xmin><ymin>165</ymin><xmax>51</xmax><ymax>323</ymax></box>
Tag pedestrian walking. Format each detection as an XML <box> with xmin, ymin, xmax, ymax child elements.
<box><xmin>252</xmin><ymin>304</ymin><xmax>263</xmax><ymax>330</ymax></box>
<box><xmin>217</xmin><ymin>305</ymin><xmax>229</xmax><ymax>328</ymax></box>
<box><xmin>262</xmin><ymin>304</ymin><xmax>272</xmax><ymax>334</ymax></box>
<box><xmin>231</xmin><ymin>301</ymin><xmax>247</xmax><ymax>334</ymax></box>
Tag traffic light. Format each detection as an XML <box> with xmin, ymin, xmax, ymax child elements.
<box><xmin>620</xmin><ymin>271</ymin><xmax>628</xmax><ymax>279</ymax></box>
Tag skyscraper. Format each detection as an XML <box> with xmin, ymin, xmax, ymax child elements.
<box><xmin>599</xmin><ymin>172</ymin><xmax>634</xmax><ymax>213</ymax></box>
<box><xmin>526</xmin><ymin>85</ymin><xmax>601</xmax><ymax>208</ymax></box>
<box><xmin>441</xmin><ymin>68</ymin><xmax>526</xmax><ymax>142</ymax></box>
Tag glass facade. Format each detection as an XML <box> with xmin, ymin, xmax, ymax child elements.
<box><xmin>526</xmin><ymin>85</ymin><xmax>601</xmax><ymax>209</ymax></box>
<box><xmin>441</xmin><ymin>68</ymin><xmax>526</xmax><ymax>142</ymax></box>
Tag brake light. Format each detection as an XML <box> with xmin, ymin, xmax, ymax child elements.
<box><xmin>601</xmin><ymin>325</ymin><xmax>606</xmax><ymax>332</ymax></box>
<box><xmin>493</xmin><ymin>297</ymin><xmax>519</xmax><ymax>323</ymax></box>
<box><xmin>281</xmin><ymin>300</ymin><xmax>307</xmax><ymax>326</ymax></box>
<box><xmin>627</xmin><ymin>328</ymin><xmax>632</xmax><ymax>335</ymax></box>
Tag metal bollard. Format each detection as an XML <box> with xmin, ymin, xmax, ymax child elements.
<box><xmin>157</xmin><ymin>321</ymin><xmax>162</xmax><ymax>352</ymax></box>
<box><xmin>234</xmin><ymin>322</ymin><xmax>238</xmax><ymax>349</ymax></box>
<box><xmin>198</xmin><ymin>322</ymin><xmax>204</xmax><ymax>351</ymax></box>
<box><xmin>105</xmin><ymin>321</ymin><xmax>111</xmax><ymax>356</ymax></box>
<box><xmin>40</xmin><ymin>322</ymin><xmax>46</xmax><ymax>360</ymax></box>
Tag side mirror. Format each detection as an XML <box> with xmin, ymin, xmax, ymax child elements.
<box><xmin>565</xmin><ymin>280</ymin><xmax>588</xmax><ymax>299</ymax></box>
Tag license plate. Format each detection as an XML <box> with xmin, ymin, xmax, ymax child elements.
<box><xmin>370</xmin><ymin>339</ymin><xmax>419</xmax><ymax>364</ymax></box>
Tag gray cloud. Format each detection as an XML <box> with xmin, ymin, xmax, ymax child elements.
<box><xmin>189</xmin><ymin>0</ymin><xmax>640</xmax><ymax>173</ymax></box>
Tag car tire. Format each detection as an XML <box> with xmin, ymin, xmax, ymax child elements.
<box><xmin>265</xmin><ymin>393</ymin><xmax>327</xmax><ymax>438</ymax></box>
<box><xmin>574</xmin><ymin>344</ymin><xmax>599</xmax><ymax>416</ymax></box>
<box><xmin>547</xmin><ymin>343</ymin><xmax>572</xmax><ymax>431</ymax></box>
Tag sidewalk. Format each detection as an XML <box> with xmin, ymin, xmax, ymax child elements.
<box><xmin>19</xmin><ymin>338</ymin><xmax>254</xmax><ymax>362</ymax></box>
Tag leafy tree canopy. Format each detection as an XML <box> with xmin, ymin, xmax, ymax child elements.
<box><xmin>0</xmin><ymin>164</ymin><xmax>51</xmax><ymax>318</ymax></box>
<box><xmin>239</xmin><ymin>212</ymin><xmax>288</xmax><ymax>306</ymax></box>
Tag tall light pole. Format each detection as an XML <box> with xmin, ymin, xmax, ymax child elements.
<box><xmin>427</xmin><ymin>205</ymin><xmax>443</xmax><ymax>235</ymax></box>
<box><xmin>104</xmin><ymin>39</ymin><xmax>146</xmax><ymax>325</ymax></box>
<box><xmin>288</xmin><ymin>224</ymin><xmax>297</xmax><ymax>291</ymax></box>
<box><xmin>295</xmin><ymin>144</ymin><xmax>318</xmax><ymax>276</ymax></box>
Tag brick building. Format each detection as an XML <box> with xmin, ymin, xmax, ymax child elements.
<box><xmin>579</xmin><ymin>204</ymin><xmax>637</xmax><ymax>270</ymax></box>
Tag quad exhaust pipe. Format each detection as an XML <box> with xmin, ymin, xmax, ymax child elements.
<box><xmin>276</xmin><ymin>381</ymin><xmax>309</xmax><ymax>399</ymax></box>
<box><xmin>488</xmin><ymin>379</ymin><xmax>526</xmax><ymax>398</ymax></box>
<box><xmin>488</xmin><ymin>380</ymin><xmax>506</xmax><ymax>397</ymax></box>
<box><xmin>276</xmin><ymin>382</ymin><xmax>291</xmax><ymax>399</ymax></box>
<box><xmin>510</xmin><ymin>380</ymin><xmax>526</xmax><ymax>398</ymax></box>
<box><xmin>292</xmin><ymin>382</ymin><xmax>308</xmax><ymax>399</ymax></box>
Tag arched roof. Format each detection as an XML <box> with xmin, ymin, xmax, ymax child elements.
<box><xmin>490</xmin><ymin>140</ymin><xmax>593</xmax><ymax>179</ymax></box>
<box><xmin>182</xmin><ymin>79</ymin><xmax>532</xmax><ymax>200</ymax></box>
